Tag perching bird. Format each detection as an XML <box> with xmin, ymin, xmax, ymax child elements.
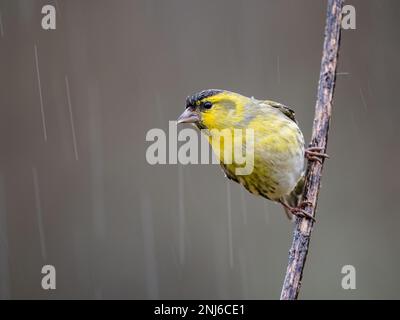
<box><xmin>177</xmin><ymin>89</ymin><xmax>327</xmax><ymax>220</ymax></box>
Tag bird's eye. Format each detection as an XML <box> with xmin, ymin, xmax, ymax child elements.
<box><xmin>203</xmin><ymin>102</ymin><xmax>212</xmax><ymax>109</ymax></box>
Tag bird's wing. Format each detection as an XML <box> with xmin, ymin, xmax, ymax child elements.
<box><xmin>263</xmin><ymin>100</ymin><xmax>297</xmax><ymax>123</ymax></box>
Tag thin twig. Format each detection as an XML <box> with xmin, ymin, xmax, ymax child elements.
<box><xmin>280</xmin><ymin>0</ymin><xmax>344</xmax><ymax>300</ymax></box>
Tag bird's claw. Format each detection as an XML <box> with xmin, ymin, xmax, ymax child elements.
<box><xmin>305</xmin><ymin>146</ymin><xmax>329</xmax><ymax>163</ymax></box>
<box><xmin>290</xmin><ymin>207</ymin><xmax>316</xmax><ymax>222</ymax></box>
<box><xmin>281</xmin><ymin>200</ymin><xmax>316</xmax><ymax>222</ymax></box>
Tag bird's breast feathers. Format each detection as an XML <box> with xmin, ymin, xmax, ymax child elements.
<box><xmin>209</xmin><ymin>112</ymin><xmax>305</xmax><ymax>200</ymax></box>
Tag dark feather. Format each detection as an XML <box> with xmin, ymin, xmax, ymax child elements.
<box><xmin>264</xmin><ymin>100</ymin><xmax>297</xmax><ymax>123</ymax></box>
<box><xmin>186</xmin><ymin>89</ymin><xmax>223</xmax><ymax>108</ymax></box>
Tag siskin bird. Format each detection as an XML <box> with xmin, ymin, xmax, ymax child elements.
<box><xmin>177</xmin><ymin>89</ymin><xmax>327</xmax><ymax>220</ymax></box>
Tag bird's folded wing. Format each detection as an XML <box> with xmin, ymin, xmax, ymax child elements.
<box><xmin>263</xmin><ymin>100</ymin><xmax>297</xmax><ymax>123</ymax></box>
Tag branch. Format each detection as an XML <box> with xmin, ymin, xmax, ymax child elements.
<box><xmin>280</xmin><ymin>0</ymin><xmax>344</xmax><ymax>300</ymax></box>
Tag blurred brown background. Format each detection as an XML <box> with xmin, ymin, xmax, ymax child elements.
<box><xmin>0</xmin><ymin>0</ymin><xmax>399</xmax><ymax>299</ymax></box>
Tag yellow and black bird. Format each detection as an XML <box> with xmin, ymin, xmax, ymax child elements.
<box><xmin>177</xmin><ymin>89</ymin><xmax>326</xmax><ymax>220</ymax></box>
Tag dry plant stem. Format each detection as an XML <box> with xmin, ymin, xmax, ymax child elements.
<box><xmin>280</xmin><ymin>0</ymin><xmax>344</xmax><ymax>300</ymax></box>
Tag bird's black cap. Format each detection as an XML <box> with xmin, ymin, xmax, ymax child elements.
<box><xmin>186</xmin><ymin>89</ymin><xmax>223</xmax><ymax>108</ymax></box>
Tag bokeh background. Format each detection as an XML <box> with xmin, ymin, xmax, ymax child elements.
<box><xmin>0</xmin><ymin>0</ymin><xmax>399</xmax><ymax>299</ymax></box>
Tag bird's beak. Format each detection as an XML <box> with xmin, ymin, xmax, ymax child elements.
<box><xmin>177</xmin><ymin>108</ymin><xmax>200</xmax><ymax>124</ymax></box>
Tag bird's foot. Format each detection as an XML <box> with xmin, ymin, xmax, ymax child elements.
<box><xmin>291</xmin><ymin>206</ymin><xmax>316</xmax><ymax>221</ymax></box>
<box><xmin>305</xmin><ymin>146</ymin><xmax>329</xmax><ymax>164</ymax></box>
<box><xmin>281</xmin><ymin>200</ymin><xmax>316</xmax><ymax>221</ymax></box>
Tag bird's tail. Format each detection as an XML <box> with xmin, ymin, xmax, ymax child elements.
<box><xmin>281</xmin><ymin>175</ymin><xmax>305</xmax><ymax>221</ymax></box>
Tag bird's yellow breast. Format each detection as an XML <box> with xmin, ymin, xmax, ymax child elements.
<box><xmin>204</xmin><ymin>104</ymin><xmax>305</xmax><ymax>200</ymax></box>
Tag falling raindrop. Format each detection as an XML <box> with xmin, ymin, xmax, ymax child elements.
<box><xmin>359</xmin><ymin>87</ymin><xmax>368</xmax><ymax>111</ymax></box>
<box><xmin>65</xmin><ymin>75</ymin><xmax>79</xmax><ymax>161</ymax></box>
<box><xmin>140</xmin><ymin>194</ymin><xmax>159</xmax><ymax>299</ymax></box>
<box><xmin>226</xmin><ymin>181</ymin><xmax>234</xmax><ymax>269</ymax></box>
<box><xmin>33</xmin><ymin>44</ymin><xmax>47</xmax><ymax>142</ymax></box>
<box><xmin>32</xmin><ymin>167</ymin><xmax>47</xmax><ymax>261</ymax></box>
<box><xmin>178</xmin><ymin>165</ymin><xmax>185</xmax><ymax>265</ymax></box>
<box><xmin>240</xmin><ymin>188</ymin><xmax>248</xmax><ymax>225</ymax></box>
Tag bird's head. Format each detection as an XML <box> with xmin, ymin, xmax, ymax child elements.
<box><xmin>177</xmin><ymin>89</ymin><xmax>251</xmax><ymax>130</ymax></box>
